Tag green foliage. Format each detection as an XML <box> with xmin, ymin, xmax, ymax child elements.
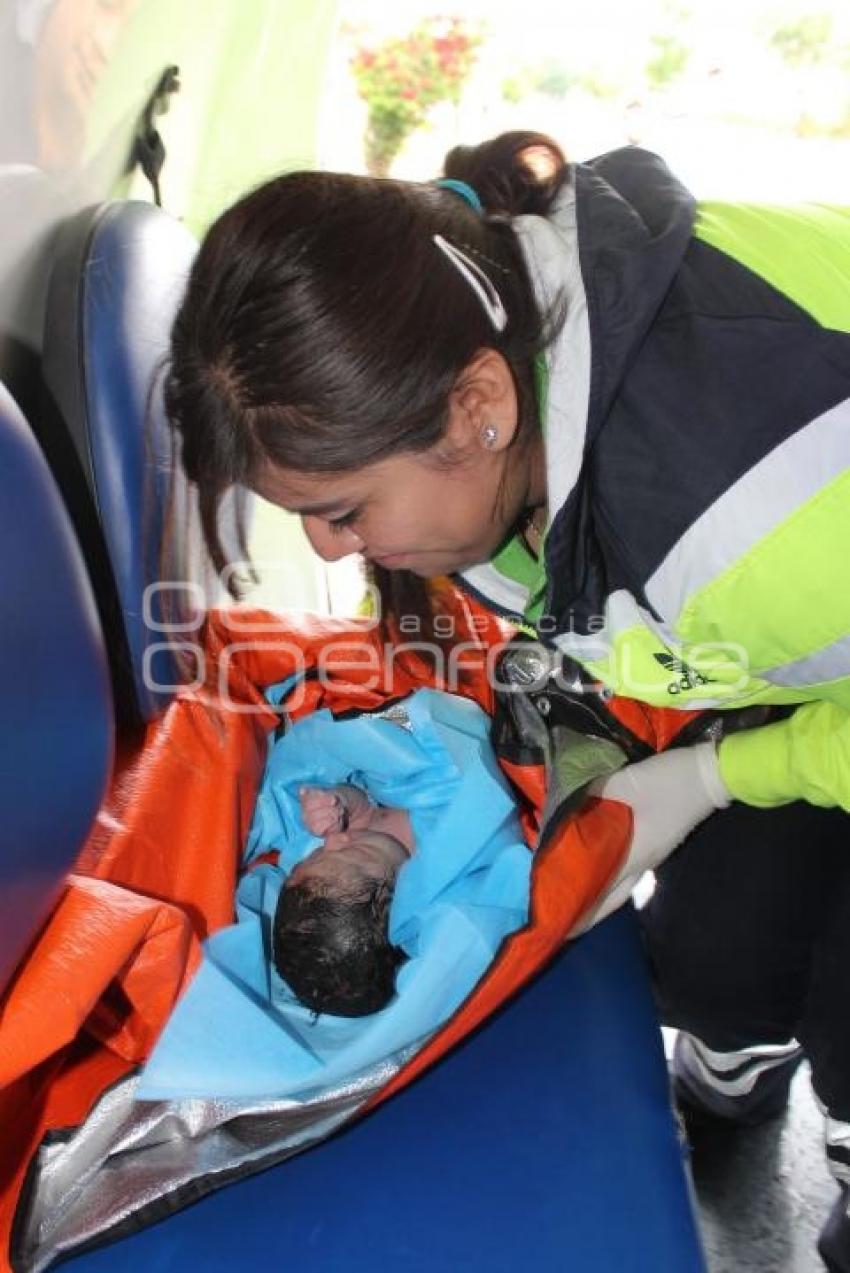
<box><xmin>574</xmin><ymin>70</ymin><xmax>620</xmax><ymax>100</ymax></box>
<box><xmin>501</xmin><ymin>58</ymin><xmax>575</xmax><ymax>104</ymax></box>
<box><xmin>501</xmin><ymin>72</ymin><xmax>527</xmax><ymax>104</ymax></box>
<box><xmin>533</xmin><ymin>59</ymin><xmax>577</xmax><ymax>99</ymax></box>
<box><xmin>832</xmin><ymin>100</ymin><xmax>850</xmax><ymax>138</ymax></box>
<box><xmin>645</xmin><ymin>33</ymin><xmax>690</xmax><ymax>90</ymax></box>
<box><xmin>793</xmin><ymin>98</ymin><xmax>850</xmax><ymax>138</ymax></box>
<box><xmin>766</xmin><ymin>12</ymin><xmax>850</xmax><ymax>136</ymax></box>
<box><xmin>350</xmin><ymin>17</ymin><xmax>484</xmax><ymax>176</ymax></box>
<box><xmin>768</xmin><ymin>13</ymin><xmax>833</xmax><ymax>67</ymax></box>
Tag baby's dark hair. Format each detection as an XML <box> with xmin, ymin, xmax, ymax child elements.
<box><xmin>272</xmin><ymin>875</ymin><xmax>406</xmax><ymax>1017</ymax></box>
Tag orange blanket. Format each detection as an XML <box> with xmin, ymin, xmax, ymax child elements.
<box><xmin>0</xmin><ymin>601</ymin><xmax>695</xmax><ymax>1269</ymax></box>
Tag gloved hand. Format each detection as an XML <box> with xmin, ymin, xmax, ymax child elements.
<box><xmin>574</xmin><ymin>742</ymin><xmax>731</xmax><ymax>933</ymax></box>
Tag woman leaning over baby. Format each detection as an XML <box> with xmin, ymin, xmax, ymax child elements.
<box><xmin>163</xmin><ymin>130</ymin><xmax>850</xmax><ymax>1269</ymax></box>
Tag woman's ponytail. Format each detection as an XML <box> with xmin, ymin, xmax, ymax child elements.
<box><xmin>443</xmin><ymin>130</ymin><xmax>569</xmax><ymax>217</ymax></box>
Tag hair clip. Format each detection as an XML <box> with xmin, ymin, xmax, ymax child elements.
<box><xmin>432</xmin><ymin>234</ymin><xmax>508</xmax><ymax>333</ymax></box>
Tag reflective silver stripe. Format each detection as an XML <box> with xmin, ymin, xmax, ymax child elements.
<box><xmin>551</xmin><ymin>588</ymin><xmax>679</xmax><ymax>660</ymax></box>
<box><xmin>552</xmin><ymin>589</ymin><xmax>732</xmax><ymax>707</ymax></box>
<box><xmin>682</xmin><ymin>1034</ymin><xmax>802</xmax><ymax>1098</ymax></box>
<box><xmin>459</xmin><ymin>561</ymin><xmax>530</xmax><ymax>616</ymax></box>
<box><xmin>763</xmin><ymin>631</ymin><xmax>850</xmax><ymax>688</ymax></box>
<box><xmin>646</xmin><ymin>397</ymin><xmax>850</xmax><ymax>624</ymax></box>
<box><xmin>553</xmin><ymin>628</ymin><xmax>611</xmax><ymax>663</ymax></box>
<box><xmin>828</xmin><ymin>1158</ymin><xmax>850</xmax><ymax>1188</ymax></box>
<box><xmin>552</xmin><ymin>588</ymin><xmax>688</xmax><ymax>666</ymax></box>
<box><xmin>687</xmin><ymin>1061</ymin><xmax>780</xmax><ymax>1099</ymax></box>
<box><xmin>514</xmin><ymin>180</ymin><xmax>591</xmax><ymax>518</ymax></box>
<box><xmin>689</xmin><ymin>1036</ymin><xmax>802</xmax><ymax>1072</ymax></box>
<box><xmin>469</xmin><ymin>189</ymin><xmax>590</xmax><ymax>623</ymax></box>
<box><xmin>827</xmin><ymin>1116</ymin><xmax>850</xmax><ymax>1187</ymax></box>
<box><xmin>827</xmin><ymin>1116</ymin><xmax>850</xmax><ymax>1153</ymax></box>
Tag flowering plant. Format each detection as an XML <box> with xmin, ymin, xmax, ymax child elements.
<box><xmin>350</xmin><ymin>17</ymin><xmax>483</xmax><ymax>176</ymax></box>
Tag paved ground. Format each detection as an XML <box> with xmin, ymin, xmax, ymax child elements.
<box><xmin>682</xmin><ymin>1060</ymin><xmax>838</xmax><ymax>1272</ymax></box>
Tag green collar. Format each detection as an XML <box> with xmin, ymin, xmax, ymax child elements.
<box><xmin>490</xmin><ymin>354</ymin><xmax>549</xmax><ymax>630</ymax></box>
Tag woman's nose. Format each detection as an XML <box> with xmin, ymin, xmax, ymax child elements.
<box><xmin>302</xmin><ymin>516</ymin><xmax>364</xmax><ymax>562</ymax></box>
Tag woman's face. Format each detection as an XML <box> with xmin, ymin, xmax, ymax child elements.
<box><xmin>254</xmin><ymin>446</ymin><xmax>514</xmax><ymax>578</ymax></box>
<box><xmin>251</xmin><ymin>351</ymin><xmax>544</xmax><ymax>578</ymax></box>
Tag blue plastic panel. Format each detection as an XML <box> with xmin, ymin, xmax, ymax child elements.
<box><xmin>66</xmin><ymin>908</ymin><xmax>705</xmax><ymax>1272</ymax></box>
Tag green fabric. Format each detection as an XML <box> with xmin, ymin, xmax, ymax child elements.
<box><xmin>524</xmin><ymin>355</ymin><xmax>550</xmax><ymax>625</ymax></box>
<box><xmin>571</xmin><ymin>222</ymin><xmax>850</xmax><ymax>808</ymax></box>
<box><xmin>695</xmin><ymin>201</ymin><xmax>850</xmax><ymax>333</ymax></box>
<box><xmin>675</xmin><ymin>469</ymin><xmax>850</xmax><ymax>675</ymax></box>
<box><xmin>488</xmin><ymin>533</ymin><xmax>547</xmax><ymax>631</ymax></box>
<box><xmin>577</xmin><ymin>624</ymin><xmax>810</xmax><ymax>710</ymax></box>
<box><xmin>543</xmin><ymin>729</ymin><xmax>628</xmax><ymax>826</ymax></box>
<box><xmin>719</xmin><ymin>699</ymin><xmax>850</xmax><ymax>811</ymax></box>
<box><xmin>474</xmin><ymin>197</ymin><xmax>850</xmax><ymax>812</ymax></box>
<box><xmin>489</xmin><ymin>354</ymin><xmax>549</xmax><ymax>629</ymax></box>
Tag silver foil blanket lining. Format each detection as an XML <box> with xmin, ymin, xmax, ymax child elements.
<box><xmin>17</xmin><ymin>1048</ymin><xmax>415</xmax><ymax>1272</ymax></box>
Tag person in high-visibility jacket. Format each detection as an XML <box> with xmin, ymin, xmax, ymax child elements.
<box><xmin>164</xmin><ymin>130</ymin><xmax>850</xmax><ymax>1269</ymax></box>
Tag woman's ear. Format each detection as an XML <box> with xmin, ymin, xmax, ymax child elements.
<box><xmin>445</xmin><ymin>349</ymin><xmax>519</xmax><ymax>454</ymax></box>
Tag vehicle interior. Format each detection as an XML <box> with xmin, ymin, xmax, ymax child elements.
<box><xmin>0</xmin><ymin>3</ymin><xmax>846</xmax><ymax>1271</ymax></box>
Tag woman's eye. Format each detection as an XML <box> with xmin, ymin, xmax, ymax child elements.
<box><xmin>327</xmin><ymin>510</ymin><xmax>359</xmax><ymax>535</ymax></box>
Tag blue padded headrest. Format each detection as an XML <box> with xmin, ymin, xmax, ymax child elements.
<box><xmin>0</xmin><ymin>383</ymin><xmax>114</xmax><ymax>994</ymax></box>
<box><xmin>43</xmin><ymin>201</ymin><xmax>198</xmax><ymax>723</ymax></box>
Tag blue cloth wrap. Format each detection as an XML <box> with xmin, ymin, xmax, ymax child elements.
<box><xmin>137</xmin><ymin>689</ymin><xmax>531</xmax><ymax>1101</ymax></box>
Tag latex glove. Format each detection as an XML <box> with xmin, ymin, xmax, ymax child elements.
<box><xmin>575</xmin><ymin>743</ymin><xmax>731</xmax><ymax>933</ymax></box>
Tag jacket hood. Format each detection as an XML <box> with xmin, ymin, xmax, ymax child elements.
<box><xmin>513</xmin><ymin>147</ymin><xmax>696</xmax><ymax>534</ymax></box>
<box><xmin>524</xmin><ymin>149</ymin><xmax>695</xmax><ymax>636</ymax></box>
<box><xmin>457</xmin><ymin>149</ymin><xmax>696</xmax><ymax>627</ymax></box>
<box><xmin>572</xmin><ymin>147</ymin><xmax>696</xmax><ymax>448</ymax></box>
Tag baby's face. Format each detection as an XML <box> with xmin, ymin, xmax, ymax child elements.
<box><xmin>286</xmin><ymin>828</ymin><xmax>410</xmax><ymax>895</ymax></box>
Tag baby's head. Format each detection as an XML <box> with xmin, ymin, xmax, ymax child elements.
<box><xmin>272</xmin><ymin>828</ymin><xmax>408</xmax><ymax>1017</ymax></box>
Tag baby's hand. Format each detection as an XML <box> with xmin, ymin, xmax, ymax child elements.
<box><xmin>299</xmin><ymin>787</ymin><xmax>347</xmax><ymax>837</ymax></box>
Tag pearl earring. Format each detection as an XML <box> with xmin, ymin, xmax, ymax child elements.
<box><xmin>482</xmin><ymin>424</ymin><xmax>498</xmax><ymax>449</ymax></box>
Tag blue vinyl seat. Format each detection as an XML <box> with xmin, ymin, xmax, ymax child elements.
<box><xmin>0</xmin><ymin>382</ymin><xmax>114</xmax><ymax>995</ymax></box>
<box><xmin>65</xmin><ymin>907</ymin><xmax>706</xmax><ymax>1272</ymax></box>
<box><xmin>41</xmin><ymin>201</ymin><xmax>199</xmax><ymax>727</ymax></box>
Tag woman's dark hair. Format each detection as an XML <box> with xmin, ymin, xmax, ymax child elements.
<box><xmin>164</xmin><ymin>130</ymin><xmax>570</xmax><ymax>647</ymax></box>
<box><xmin>273</xmin><ymin>876</ymin><xmax>406</xmax><ymax>1017</ymax></box>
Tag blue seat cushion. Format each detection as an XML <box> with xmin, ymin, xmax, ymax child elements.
<box><xmin>42</xmin><ymin>201</ymin><xmax>197</xmax><ymax>724</ymax></box>
<box><xmin>65</xmin><ymin>908</ymin><xmax>705</xmax><ymax>1272</ymax></box>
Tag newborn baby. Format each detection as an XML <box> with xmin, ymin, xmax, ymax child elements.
<box><xmin>272</xmin><ymin>784</ymin><xmax>414</xmax><ymax>1017</ymax></box>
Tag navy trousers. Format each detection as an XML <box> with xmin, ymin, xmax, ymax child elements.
<box><xmin>641</xmin><ymin>798</ymin><xmax>850</xmax><ymax>1120</ymax></box>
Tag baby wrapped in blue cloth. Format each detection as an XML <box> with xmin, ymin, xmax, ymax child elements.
<box><xmin>137</xmin><ymin>688</ymin><xmax>531</xmax><ymax>1102</ymax></box>
<box><xmin>274</xmin><ymin>780</ymin><xmax>417</xmax><ymax>1016</ymax></box>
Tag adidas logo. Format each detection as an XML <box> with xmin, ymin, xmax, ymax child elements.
<box><xmin>653</xmin><ymin>652</ymin><xmax>715</xmax><ymax>696</ymax></box>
